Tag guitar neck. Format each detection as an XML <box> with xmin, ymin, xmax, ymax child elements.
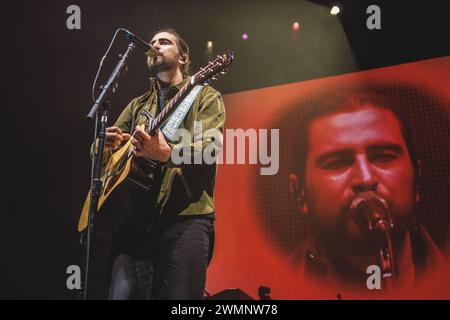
<box><xmin>148</xmin><ymin>78</ymin><xmax>195</xmax><ymax>135</ymax></box>
<box><xmin>146</xmin><ymin>51</ymin><xmax>234</xmax><ymax>135</ymax></box>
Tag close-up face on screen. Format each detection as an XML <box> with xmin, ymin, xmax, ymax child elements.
<box><xmin>209</xmin><ymin>58</ymin><xmax>450</xmax><ymax>299</ymax></box>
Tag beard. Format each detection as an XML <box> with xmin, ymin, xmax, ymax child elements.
<box><xmin>308</xmin><ymin>194</ymin><xmax>414</xmax><ymax>255</ymax></box>
<box><xmin>147</xmin><ymin>55</ymin><xmax>178</xmax><ymax>76</ymax></box>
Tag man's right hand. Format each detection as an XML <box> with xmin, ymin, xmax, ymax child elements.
<box><xmin>102</xmin><ymin>126</ymin><xmax>131</xmax><ymax>151</ymax></box>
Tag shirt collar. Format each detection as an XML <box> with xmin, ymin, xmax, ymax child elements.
<box><xmin>149</xmin><ymin>76</ymin><xmax>190</xmax><ymax>95</ymax></box>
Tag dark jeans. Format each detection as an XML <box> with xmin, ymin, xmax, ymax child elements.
<box><xmin>108</xmin><ymin>215</ymin><xmax>214</xmax><ymax>300</ymax></box>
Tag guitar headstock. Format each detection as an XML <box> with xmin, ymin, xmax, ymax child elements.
<box><xmin>192</xmin><ymin>51</ymin><xmax>234</xmax><ymax>86</ymax></box>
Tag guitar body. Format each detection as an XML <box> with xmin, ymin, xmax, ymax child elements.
<box><xmin>78</xmin><ymin>138</ymin><xmax>163</xmax><ymax>233</ymax></box>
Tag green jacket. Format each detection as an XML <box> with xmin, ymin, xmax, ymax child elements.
<box><xmin>99</xmin><ymin>76</ymin><xmax>225</xmax><ymax>217</ymax></box>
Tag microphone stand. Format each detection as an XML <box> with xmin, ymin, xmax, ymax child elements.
<box><xmin>371</xmin><ymin>218</ymin><xmax>395</xmax><ymax>294</ymax></box>
<box><xmin>82</xmin><ymin>42</ymin><xmax>135</xmax><ymax>299</ymax></box>
<box><xmin>353</xmin><ymin>192</ymin><xmax>396</xmax><ymax>293</ymax></box>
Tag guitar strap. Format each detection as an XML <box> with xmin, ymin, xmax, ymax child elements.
<box><xmin>161</xmin><ymin>85</ymin><xmax>203</xmax><ymax>140</ymax></box>
<box><xmin>139</xmin><ymin>85</ymin><xmax>203</xmax><ymax>141</ymax></box>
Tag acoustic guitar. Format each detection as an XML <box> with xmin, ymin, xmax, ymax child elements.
<box><xmin>78</xmin><ymin>51</ymin><xmax>233</xmax><ymax>233</ymax></box>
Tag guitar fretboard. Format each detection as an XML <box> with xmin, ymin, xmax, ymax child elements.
<box><xmin>149</xmin><ymin>80</ymin><xmax>193</xmax><ymax>134</ymax></box>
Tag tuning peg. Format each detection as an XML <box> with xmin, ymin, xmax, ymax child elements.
<box><xmin>211</xmin><ymin>75</ymin><xmax>218</xmax><ymax>81</ymax></box>
<box><xmin>220</xmin><ymin>70</ymin><xmax>227</xmax><ymax>75</ymax></box>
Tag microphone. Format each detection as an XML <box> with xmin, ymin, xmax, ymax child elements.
<box><xmin>350</xmin><ymin>191</ymin><xmax>392</xmax><ymax>233</ymax></box>
<box><xmin>121</xmin><ymin>29</ymin><xmax>159</xmax><ymax>58</ymax></box>
<box><xmin>350</xmin><ymin>191</ymin><xmax>396</xmax><ymax>288</ymax></box>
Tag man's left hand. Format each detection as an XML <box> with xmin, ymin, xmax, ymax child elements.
<box><xmin>131</xmin><ymin>125</ymin><xmax>171</xmax><ymax>162</ymax></box>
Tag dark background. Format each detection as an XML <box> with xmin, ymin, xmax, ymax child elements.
<box><xmin>2</xmin><ymin>0</ymin><xmax>449</xmax><ymax>299</ymax></box>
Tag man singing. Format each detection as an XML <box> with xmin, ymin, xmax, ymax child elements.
<box><xmin>98</xmin><ymin>28</ymin><xmax>225</xmax><ymax>299</ymax></box>
<box><xmin>288</xmin><ymin>89</ymin><xmax>445</xmax><ymax>294</ymax></box>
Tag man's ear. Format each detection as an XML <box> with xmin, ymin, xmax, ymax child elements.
<box><xmin>179</xmin><ymin>53</ymin><xmax>189</xmax><ymax>65</ymax></box>
<box><xmin>289</xmin><ymin>173</ymin><xmax>309</xmax><ymax>215</ymax></box>
<box><xmin>415</xmin><ymin>159</ymin><xmax>423</xmax><ymax>203</ymax></box>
